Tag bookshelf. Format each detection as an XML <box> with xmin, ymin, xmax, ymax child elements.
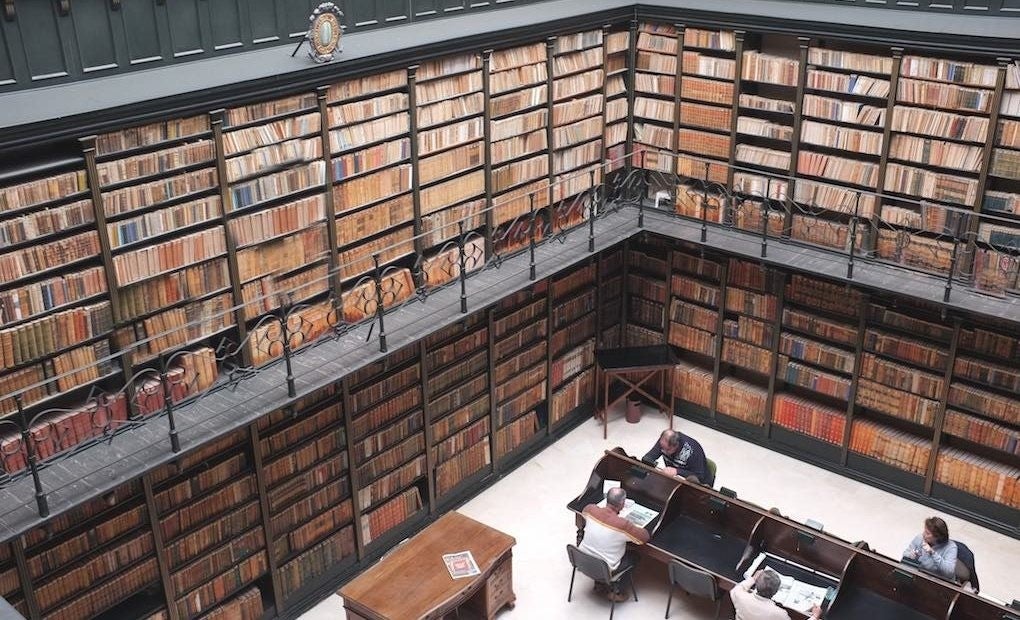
<box><xmin>414</xmin><ymin>54</ymin><xmax>488</xmax><ymax>269</ymax></box>
<box><xmin>148</xmin><ymin>428</ymin><xmax>271</xmax><ymax>618</ymax></box>
<box><xmin>550</xmin><ymin>29</ymin><xmax>605</xmax><ymax>212</ymax></box>
<box><xmin>0</xmin><ymin>153</ymin><xmax>118</xmax><ymax>415</ymax></box>
<box><xmin>623</xmin><ymin>236</ymin><xmax>669</xmax><ymax>347</ymax></box>
<box><xmin>327</xmin><ymin>70</ymin><xmax>415</xmax><ymax>285</ymax></box>
<box><xmin>491</xmin><ymin>283</ymin><xmax>548</xmax><ymax>467</ymax></box>
<box><xmin>344</xmin><ymin>345</ymin><xmax>428</xmax><ymax>553</ymax></box>
<box><xmin>597</xmin><ymin>245</ymin><xmax>625</xmax><ymax>350</ymax></box>
<box><xmin>714</xmin><ymin>257</ymin><xmax>778</xmax><ymax>432</ymax></box>
<box><xmin>633</xmin><ymin>23</ymin><xmax>681</xmax><ymax>174</ymax></box>
<box><xmin>254</xmin><ymin>384</ymin><xmax>352</xmax><ymax>609</ymax></box>
<box><xmin>548</xmin><ymin>260</ymin><xmax>598</xmax><ymax>430</ymax></box>
<box><xmin>424</xmin><ymin>313</ymin><xmax>492</xmax><ymax>506</ymax></box>
<box><xmin>488</xmin><ymin>40</ymin><xmax>551</xmax><ymax>251</ymax></box>
<box><xmin>603</xmin><ymin>27</ymin><xmax>631</xmax><ymax>173</ymax></box>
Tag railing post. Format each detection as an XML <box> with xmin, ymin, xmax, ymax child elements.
<box><xmin>528</xmin><ymin>195</ymin><xmax>537</xmax><ymax>281</ymax></box>
<box><xmin>278</xmin><ymin>295</ymin><xmax>298</xmax><ymax>398</ymax></box>
<box><xmin>638</xmin><ymin>150</ymin><xmax>646</xmax><ymax>228</ymax></box>
<box><xmin>847</xmin><ymin>192</ymin><xmax>862</xmax><ymax>280</ymax></box>
<box><xmin>761</xmin><ymin>179</ymin><xmax>771</xmax><ymax>258</ymax></box>
<box><xmin>457</xmin><ymin>221</ymin><xmax>468</xmax><ymax>314</ymax></box>
<box><xmin>700</xmin><ymin>161</ymin><xmax>709</xmax><ymax>242</ymax></box>
<box><xmin>944</xmin><ymin>216</ymin><xmax>965</xmax><ymax>303</ymax></box>
<box><xmin>372</xmin><ymin>253</ymin><xmax>388</xmax><ymax>352</ymax></box>
<box><xmin>589</xmin><ymin>169</ymin><xmax>597</xmax><ymax>253</ymax></box>
<box><xmin>157</xmin><ymin>354</ymin><xmax>183</xmax><ymax>453</ymax></box>
<box><xmin>16</xmin><ymin>395</ymin><xmax>49</xmax><ymax>517</ymax></box>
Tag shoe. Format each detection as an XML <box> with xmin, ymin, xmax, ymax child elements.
<box><xmin>606</xmin><ymin>591</ymin><xmax>627</xmax><ymax>603</ymax></box>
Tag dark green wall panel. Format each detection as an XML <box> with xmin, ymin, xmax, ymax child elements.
<box><xmin>249</xmin><ymin>0</ymin><xmax>281</xmax><ymax>44</ymax></box>
<box><xmin>380</xmin><ymin>0</ymin><xmax>411</xmax><ymax>23</ymax></box>
<box><xmin>209</xmin><ymin>0</ymin><xmax>244</xmax><ymax>50</ymax></box>
<box><xmin>0</xmin><ymin>25</ymin><xmax>15</xmax><ymax>87</ymax></box>
<box><xmin>70</xmin><ymin>0</ymin><xmax>118</xmax><ymax>73</ymax></box>
<box><xmin>120</xmin><ymin>0</ymin><xmax>163</xmax><ymax>65</ymax></box>
<box><xmin>284</xmin><ymin>0</ymin><xmax>319</xmax><ymax>38</ymax></box>
<box><xmin>18</xmin><ymin>1</ymin><xmax>68</xmax><ymax>81</ymax></box>
<box><xmin>166</xmin><ymin>0</ymin><xmax>205</xmax><ymax>57</ymax></box>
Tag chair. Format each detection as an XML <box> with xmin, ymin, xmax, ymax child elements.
<box><xmin>566</xmin><ymin>544</ymin><xmax>638</xmax><ymax>620</ymax></box>
<box><xmin>704</xmin><ymin>457</ymin><xmax>717</xmax><ymax>488</ymax></box>
<box><xmin>954</xmin><ymin>540</ymin><xmax>980</xmax><ymax>592</ymax></box>
<box><xmin>665</xmin><ymin>559</ymin><xmax>722</xmax><ymax>619</ymax></box>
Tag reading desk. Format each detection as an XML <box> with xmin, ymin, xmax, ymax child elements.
<box><xmin>569</xmin><ymin>450</ymin><xmax>1019</xmax><ymax>620</ymax></box>
<box><xmin>340</xmin><ymin>512</ymin><xmax>515</xmax><ymax>620</ymax></box>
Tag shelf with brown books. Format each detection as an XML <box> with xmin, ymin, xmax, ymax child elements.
<box><xmin>597</xmin><ymin>245</ymin><xmax>624</xmax><ymax>349</ymax></box>
<box><xmin>423</xmin><ymin>313</ymin><xmax>493</xmax><ymax>499</ymax></box>
<box><xmin>345</xmin><ymin>345</ymin><xmax>427</xmax><ymax>549</ymax></box>
<box><xmin>549</xmin><ymin>261</ymin><xmax>597</xmax><ymax>430</ymax></box>
<box><xmin>550</xmin><ymin>29</ymin><xmax>605</xmax><ymax>203</ymax></box>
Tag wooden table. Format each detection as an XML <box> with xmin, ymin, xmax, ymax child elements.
<box><xmin>595</xmin><ymin>345</ymin><xmax>676</xmax><ymax>438</ymax></box>
<box><xmin>341</xmin><ymin>512</ymin><xmax>516</xmax><ymax>620</ymax></box>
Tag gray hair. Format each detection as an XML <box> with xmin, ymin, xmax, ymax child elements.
<box><xmin>660</xmin><ymin>429</ymin><xmax>680</xmax><ymax>449</ymax></box>
<box><xmin>606</xmin><ymin>487</ymin><xmax>627</xmax><ymax>509</ymax></box>
<box><xmin>755</xmin><ymin>570</ymin><xmax>781</xmax><ymax>599</ymax></box>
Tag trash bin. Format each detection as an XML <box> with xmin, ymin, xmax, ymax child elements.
<box><xmin>625</xmin><ymin>398</ymin><xmax>642</xmax><ymax>423</ymax></box>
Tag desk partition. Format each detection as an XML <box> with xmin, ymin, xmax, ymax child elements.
<box><xmin>569</xmin><ymin>450</ymin><xmax>1018</xmax><ymax>620</ymax></box>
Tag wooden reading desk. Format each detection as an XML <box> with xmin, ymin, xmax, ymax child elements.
<box><xmin>569</xmin><ymin>450</ymin><xmax>1019</xmax><ymax>620</ymax></box>
<box><xmin>341</xmin><ymin>512</ymin><xmax>516</xmax><ymax>620</ymax></box>
<box><xmin>594</xmin><ymin>345</ymin><xmax>676</xmax><ymax>438</ymax></box>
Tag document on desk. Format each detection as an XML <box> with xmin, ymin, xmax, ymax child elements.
<box><xmin>595</xmin><ymin>496</ymin><xmax>659</xmax><ymax>528</ymax></box>
<box><xmin>744</xmin><ymin>553</ymin><xmax>828</xmax><ymax>614</ymax></box>
<box><xmin>443</xmin><ymin>551</ymin><xmax>481</xmax><ymax>579</ymax></box>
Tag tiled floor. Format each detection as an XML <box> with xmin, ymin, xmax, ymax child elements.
<box><xmin>302</xmin><ymin>407</ymin><xmax>1020</xmax><ymax>619</ymax></box>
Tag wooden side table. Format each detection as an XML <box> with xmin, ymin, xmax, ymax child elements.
<box><xmin>341</xmin><ymin>512</ymin><xmax>516</xmax><ymax>620</ymax></box>
<box><xmin>595</xmin><ymin>345</ymin><xmax>676</xmax><ymax>439</ymax></box>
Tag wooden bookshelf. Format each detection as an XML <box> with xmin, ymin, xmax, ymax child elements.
<box><xmin>549</xmin><ymin>260</ymin><xmax>598</xmax><ymax>430</ymax></box>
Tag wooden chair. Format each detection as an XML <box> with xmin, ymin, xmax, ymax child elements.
<box><xmin>566</xmin><ymin>544</ymin><xmax>638</xmax><ymax>620</ymax></box>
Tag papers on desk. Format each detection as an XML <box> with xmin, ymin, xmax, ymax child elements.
<box><xmin>595</xmin><ymin>495</ymin><xmax>660</xmax><ymax>528</ymax></box>
<box><xmin>744</xmin><ymin>552</ymin><xmax>828</xmax><ymax>615</ymax></box>
<box><xmin>443</xmin><ymin>551</ymin><xmax>480</xmax><ymax>579</ymax></box>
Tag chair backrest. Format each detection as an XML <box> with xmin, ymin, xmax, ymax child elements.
<box><xmin>704</xmin><ymin>458</ymin><xmax>717</xmax><ymax>488</ymax></box>
<box><xmin>668</xmin><ymin>559</ymin><xmax>719</xmax><ymax>601</ymax></box>
<box><xmin>953</xmin><ymin>540</ymin><xmax>979</xmax><ymax>591</ymax></box>
<box><xmin>567</xmin><ymin>544</ymin><xmax>613</xmax><ymax>583</ymax></box>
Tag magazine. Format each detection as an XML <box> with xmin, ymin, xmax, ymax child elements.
<box><xmin>744</xmin><ymin>553</ymin><xmax>828</xmax><ymax>614</ymax></box>
<box><xmin>443</xmin><ymin>551</ymin><xmax>481</xmax><ymax>579</ymax></box>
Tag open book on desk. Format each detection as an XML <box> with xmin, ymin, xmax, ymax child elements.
<box><xmin>597</xmin><ymin>480</ymin><xmax>659</xmax><ymax>528</ymax></box>
<box><xmin>744</xmin><ymin>552</ymin><xmax>829</xmax><ymax>615</ymax></box>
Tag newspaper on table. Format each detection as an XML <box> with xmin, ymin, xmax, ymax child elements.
<box><xmin>744</xmin><ymin>552</ymin><xmax>828</xmax><ymax>614</ymax></box>
<box><xmin>597</xmin><ymin>480</ymin><xmax>659</xmax><ymax>528</ymax></box>
<box><xmin>443</xmin><ymin>550</ymin><xmax>481</xmax><ymax>579</ymax></box>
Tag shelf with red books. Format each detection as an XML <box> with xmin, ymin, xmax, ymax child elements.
<box><xmin>847</xmin><ymin>417</ymin><xmax>930</xmax><ymax>494</ymax></box>
<box><xmin>667</xmin><ymin>247</ymin><xmax>723</xmax><ymax>367</ymax></box>
<box><xmin>0</xmin><ymin>541</ymin><xmax>26</xmax><ymax>618</ymax></box>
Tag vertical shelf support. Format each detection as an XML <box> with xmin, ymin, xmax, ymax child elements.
<box><xmin>407</xmin><ymin>65</ymin><xmax>425</xmax><ymax>290</ymax></box>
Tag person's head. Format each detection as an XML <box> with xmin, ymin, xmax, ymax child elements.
<box><xmin>658</xmin><ymin>429</ymin><xmax>681</xmax><ymax>455</ymax></box>
<box><xmin>923</xmin><ymin>517</ymin><xmax>949</xmax><ymax>546</ymax></box>
<box><xmin>606</xmin><ymin>487</ymin><xmax>627</xmax><ymax>511</ymax></box>
<box><xmin>754</xmin><ymin>570</ymin><xmax>782</xmax><ymax>599</ymax></box>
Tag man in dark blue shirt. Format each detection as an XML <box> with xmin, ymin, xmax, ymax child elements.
<box><xmin>642</xmin><ymin>429</ymin><xmax>708</xmax><ymax>483</ymax></box>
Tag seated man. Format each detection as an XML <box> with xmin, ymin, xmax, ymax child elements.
<box><xmin>643</xmin><ymin>429</ymin><xmax>709</xmax><ymax>483</ymax></box>
<box><xmin>902</xmin><ymin>516</ymin><xmax>958</xmax><ymax>581</ymax></box>
<box><xmin>731</xmin><ymin>569</ymin><xmax>823</xmax><ymax>620</ymax></box>
<box><xmin>578</xmin><ymin>487</ymin><xmax>650</xmax><ymax>602</ymax></box>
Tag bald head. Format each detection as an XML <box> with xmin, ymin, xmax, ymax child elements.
<box><xmin>606</xmin><ymin>487</ymin><xmax>627</xmax><ymax>509</ymax></box>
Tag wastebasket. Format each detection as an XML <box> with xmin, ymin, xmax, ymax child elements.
<box><xmin>625</xmin><ymin>398</ymin><xmax>642</xmax><ymax>423</ymax></box>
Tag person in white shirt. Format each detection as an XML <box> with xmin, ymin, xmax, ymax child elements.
<box><xmin>731</xmin><ymin>570</ymin><xmax>822</xmax><ymax>620</ymax></box>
